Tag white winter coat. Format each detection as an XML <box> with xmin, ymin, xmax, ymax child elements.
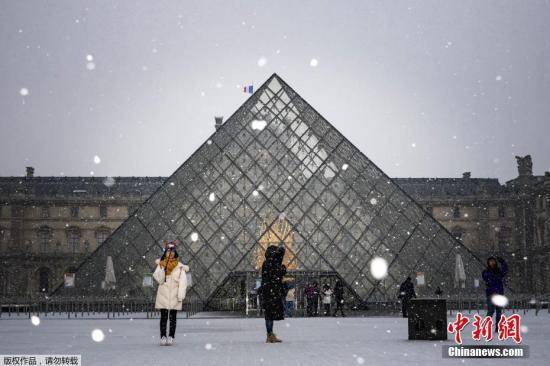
<box><xmin>153</xmin><ymin>259</ymin><xmax>189</xmax><ymax>310</ymax></box>
<box><xmin>322</xmin><ymin>289</ymin><xmax>333</xmax><ymax>304</ymax></box>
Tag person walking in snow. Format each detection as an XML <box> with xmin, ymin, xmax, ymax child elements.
<box><xmin>304</xmin><ymin>283</ymin><xmax>315</xmax><ymax>317</ymax></box>
<box><xmin>260</xmin><ymin>243</ymin><xmax>287</xmax><ymax>343</ymax></box>
<box><xmin>284</xmin><ymin>286</ymin><xmax>296</xmax><ymax>318</ymax></box>
<box><xmin>398</xmin><ymin>276</ymin><xmax>416</xmax><ymax>318</ymax></box>
<box><xmin>332</xmin><ymin>280</ymin><xmax>345</xmax><ymax>317</ymax></box>
<box><xmin>321</xmin><ymin>283</ymin><xmax>333</xmax><ymax>316</ymax></box>
<box><xmin>482</xmin><ymin>256</ymin><xmax>508</xmax><ymax>330</ymax></box>
<box><xmin>153</xmin><ymin>240</ymin><xmax>190</xmax><ymax>346</ymax></box>
<box><xmin>305</xmin><ymin>281</ymin><xmax>320</xmax><ymax>317</ymax></box>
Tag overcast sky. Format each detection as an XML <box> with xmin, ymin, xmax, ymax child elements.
<box><xmin>1</xmin><ymin>0</ymin><xmax>549</xmax><ymax>182</ymax></box>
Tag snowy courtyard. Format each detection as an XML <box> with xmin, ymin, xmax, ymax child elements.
<box><xmin>1</xmin><ymin>312</ymin><xmax>547</xmax><ymax>366</ymax></box>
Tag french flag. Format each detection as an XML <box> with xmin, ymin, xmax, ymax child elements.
<box><xmin>243</xmin><ymin>85</ymin><xmax>253</xmax><ymax>94</ymax></box>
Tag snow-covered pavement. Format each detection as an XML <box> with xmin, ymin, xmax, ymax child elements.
<box><xmin>1</xmin><ymin>313</ymin><xmax>547</xmax><ymax>365</ymax></box>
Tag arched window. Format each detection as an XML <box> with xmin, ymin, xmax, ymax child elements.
<box><xmin>0</xmin><ymin>227</ymin><xmax>6</xmax><ymax>252</ymax></box>
<box><xmin>38</xmin><ymin>226</ymin><xmax>52</xmax><ymax>253</ymax></box>
<box><xmin>96</xmin><ymin>227</ymin><xmax>110</xmax><ymax>246</ymax></box>
<box><xmin>497</xmin><ymin>226</ymin><xmax>511</xmax><ymax>250</ymax></box>
<box><xmin>38</xmin><ymin>267</ymin><xmax>51</xmax><ymax>293</ymax></box>
<box><xmin>0</xmin><ymin>270</ymin><xmax>8</xmax><ymax>295</ymax></box>
<box><xmin>66</xmin><ymin>227</ymin><xmax>80</xmax><ymax>255</ymax></box>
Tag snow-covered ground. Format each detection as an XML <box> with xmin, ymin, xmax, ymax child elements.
<box><xmin>1</xmin><ymin>313</ymin><xmax>548</xmax><ymax>366</ymax></box>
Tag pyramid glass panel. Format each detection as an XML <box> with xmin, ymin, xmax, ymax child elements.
<box><xmin>53</xmin><ymin>74</ymin><xmax>486</xmax><ymax>307</ymax></box>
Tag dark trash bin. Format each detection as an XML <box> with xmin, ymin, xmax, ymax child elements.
<box><xmin>408</xmin><ymin>298</ymin><xmax>447</xmax><ymax>340</ymax></box>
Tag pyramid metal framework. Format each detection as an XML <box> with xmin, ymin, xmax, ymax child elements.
<box><xmin>54</xmin><ymin>74</ymin><xmax>485</xmax><ymax>303</ymax></box>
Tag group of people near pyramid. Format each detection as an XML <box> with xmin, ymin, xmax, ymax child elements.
<box><xmin>152</xmin><ymin>240</ymin><xmax>508</xmax><ymax>346</ymax></box>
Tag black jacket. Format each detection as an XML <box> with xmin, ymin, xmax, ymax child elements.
<box><xmin>260</xmin><ymin>245</ymin><xmax>287</xmax><ymax>321</ymax></box>
<box><xmin>334</xmin><ymin>282</ymin><xmax>344</xmax><ymax>301</ymax></box>
<box><xmin>398</xmin><ymin>279</ymin><xmax>416</xmax><ymax>300</ymax></box>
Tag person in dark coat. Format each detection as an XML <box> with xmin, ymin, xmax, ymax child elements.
<box><xmin>260</xmin><ymin>243</ymin><xmax>287</xmax><ymax>343</ymax></box>
<box><xmin>482</xmin><ymin>256</ymin><xmax>508</xmax><ymax>330</ymax></box>
<box><xmin>332</xmin><ymin>280</ymin><xmax>346</xmax><ymax>317</ymax></box>
<box><xmin>304</xmin><ymin>283</ymin><xmax>316</xmax><ymax>317</ymax></box>
<box><xmin>398</xmin><ymin>277</ymin><xmax>416</xmax><ymax>317</ymax></box>
<box><xmin>311</xmin><ymin>282</ymin><xmax>320</xmax><ymax>316</ymax></box>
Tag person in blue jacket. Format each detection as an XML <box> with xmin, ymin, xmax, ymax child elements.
<box><xmin>482</xmin><ymin>256</ymin><xmax>508</xmax><ymax>329</ymax></box>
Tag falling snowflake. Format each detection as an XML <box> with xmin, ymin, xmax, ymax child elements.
<box><xmin>93</xmin><ymin>155</ymin><xmax>101</xmax><ymax>164</ymax></box>
<box><xmin>209</xmin><ymin>192</ymin><xmax>216</xmax><ymax>202</ymax></box>
<box><xmin>86</xmin><ymin>62</ymin><xmax>96</xmax><ymax>70</ymax></box>
<box><xmin>205</xmin><ymin>343</ymin><xmax>213</xmax><ymax>350</ymax></box>
<box><xmin>103</xmin><ymin>177</ymin><xmax>115</xmax><ymax>187</ymax></box>
<box><xmin>310</xmin><ymin>58</ymin><xmax>319</xmax><ymax>67</ymax></box>
<box><xmin>251</xmin><ymin>120</ymin><xmax>267</xmax><ymax>131</ymax></box>
<box><xmin>190</xmin><ymin>232</ymin><xmax>199</xmax><ymax>242</ymax></box>
<box><xmin>411</xmin><ymin>142</ymin><xmax>416</xmax><ymax>148</ymax></box>
<box><xmin>357</xmin><ymin>357</ymin><xmax>365</xmax><ymax>365</ymax></box>
<box><xmin>19</xmin><ymin>88</ymin><xmax>29</xmax><ymax>96</ymax></box>
<box><xmin>86</xmin><ymin>54</ymin><xmax>94</xmax><ymax>61</ymax></box>
<box><xmin>495</xmin><ymin>75</ymin><xmax>503</xmax><ymax>81</ymax></box>
<box><xmin>257</xmin><ymin>57</ymin><xmax>267</xmax><ymax>67</ymax></box>
<box><xmin>91</xmin><ymin>329</ymin><xmax>105</xmax><ymax>342</ymax></box>
<box><xmin>30</xmin><ymin>315</ymin><xmax>40</xmax><ymax>326</ymax></box>
<box><xmin>252</xmin><ymin>190</ymin><xmax>259</xmax><ymax>197</ymax></box>
<box><xmin>342</xmin><ymin>163</ymin><xmax>349</xmax><ymax>170</ymax></box>
<box><xmin>490</xmin><ymin>294</ymin><xmax>508</xmax><ymax>307</ymax></box>
<box><xmin>370</xmin><ymin>198</ymin><xmax>378</xmax><ymax>205</ymax></box>
<box><xmin>370</xmin><ymin>257</ymin><xmax>388</xmax><ymax>280</ymax></box>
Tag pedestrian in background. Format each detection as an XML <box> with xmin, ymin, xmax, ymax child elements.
<box><xmin>332</xmin><ymin>280</ymin><xmax>345</xmax><ymax>317</ymax></box>
<box><xmin>398</xmin><ymin>276</ymin><xmax>416</xmax><ymax>318</ymax></box>
<box><xmin>321</xmin><ymin>283</ymin><xmax>333</xmax><ymax>316</ymax></box>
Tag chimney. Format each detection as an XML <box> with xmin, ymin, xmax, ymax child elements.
<box><xmin>462</xmin><ymin>172</ymin><xmax>471</xmax><ymax>179</ymax></box>
<box><xmin>26</xmin><ymin>166</ymin><xmax>34</xmax><ymax>178</ymax></box>
<box><xmin>515</xmin><ymin>155</ymin><xmax>533</xmax><ymax>177</ymax></box>
<box><xmin>215</xmin><ymin>116</ymin><xmax>224</xmax><ymax>131</ymax></box>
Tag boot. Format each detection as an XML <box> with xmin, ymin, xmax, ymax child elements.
<box><xmin>160</xmin><ymin>336</ymin><xmax>167</xmax><ymax>346</ymax></box>
<box><xmin>266</xmin><ymin>333</ymin><xmax>282</xmax><ymax>343</ymax></box>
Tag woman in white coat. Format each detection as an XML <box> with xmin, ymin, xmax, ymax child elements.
<box><xmin>153</xmin><ymin>241</ymin><xmax>189</xmax><ymax>346</ymax></box>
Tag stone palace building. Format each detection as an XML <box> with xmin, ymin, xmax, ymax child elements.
<box><xmin>1</xmin><ymin>156</ymin><xmax>548</xmax><ymax>299</ymax></box>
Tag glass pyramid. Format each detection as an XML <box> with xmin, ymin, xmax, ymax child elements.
<box><xmin>53</xmin><ymin>74</ymin><xmax>485</xmax><ymax>304</ymax></box>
